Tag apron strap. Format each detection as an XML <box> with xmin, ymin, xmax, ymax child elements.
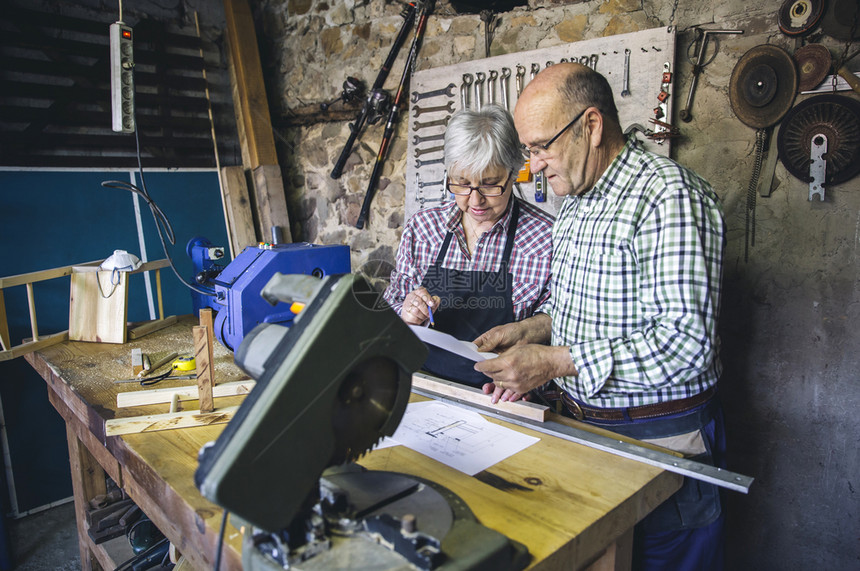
<box><xmin>433</xmin><ymin>199</ymin><xmax>521</xmax><ymax>268</ymax></box>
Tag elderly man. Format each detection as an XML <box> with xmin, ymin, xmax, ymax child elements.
<box><xmin>474</xmin><ymin>63</ymin><xmax>727</xmax><ymax>570</ymax></box>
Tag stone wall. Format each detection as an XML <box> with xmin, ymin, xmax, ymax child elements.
<box><xmin>251</xmin><ymin>0</ymin><xmax>860</xmax><ymax>568</ymax></box>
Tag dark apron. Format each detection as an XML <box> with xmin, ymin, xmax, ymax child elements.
<box><xmin>419</xmin><ymin>202</ymin><xmax>519</xmax><ymax>386</ymax></box>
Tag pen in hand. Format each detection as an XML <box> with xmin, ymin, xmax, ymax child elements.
<box><xmin>427</xmin><ymin>302</ymin><xmax>435</xmax><ymax>327</ymax></box>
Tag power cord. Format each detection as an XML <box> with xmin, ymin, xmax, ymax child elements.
<box><xmin>214</xmin><ymin>509</ymin><xmax>229</xmax><ymax>571</ymax></box>
<box><xmin>101</xmin><ymin>129</ymin><xmax>216</xmax><ymax>297</ymax></box>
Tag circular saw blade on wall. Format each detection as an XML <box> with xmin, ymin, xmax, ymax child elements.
<box><xmin>730</xmin><ymin>44</ymin><xmax>798</xmax><ymax>129</ymax></box>
<box><xmin>778</xmin><ymin>0</ymin><xmax>826</xmax><ymax>36</ymax></box>
<box><xmin>794</xmin><ymin>44</ymin><xmax>832</xmax><ymax>92</ymax></box>
<box><xmin>777</xmin><ymin>94</ymin><xmax>860</xmax><ymax>185</ymax></box>
<box><xmin>820</xmin><ymin>0</ymin><xmax>860</xmax><ymax>40</ymax></box>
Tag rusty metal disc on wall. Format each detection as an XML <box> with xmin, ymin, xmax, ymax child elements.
<box><xmin>794</xmin><ymin>44</ymin><xmax>832</xmax><ymax>91</ymax></box>
<box><xmin>730</xmin><ymin>44</ymin><xmax>798</xmax><ymax>129</ymax></box>
<box><xmin>819</xmin><ymin>0</ymin><xmax>860</xmax><ymax>41</ymax></box>
<box><xmin>777</xmin><ymin>0</ymin><xmax>826</xmax><ymax>36</ymax></box>
<box><xmin>777</xmin><ymin>94</ymin><xmax>860</xmax><ymax>185</ymax></box>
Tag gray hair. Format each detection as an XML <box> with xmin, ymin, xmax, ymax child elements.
<box><xmin>444</xmin><ymin>104</ymin><xmax>525</xmax><ymax>178</ymax></box>
<box><xmin>558</xmin><ymin>67</ymin><xmax>620</xmax><ymax>127</ymax></box>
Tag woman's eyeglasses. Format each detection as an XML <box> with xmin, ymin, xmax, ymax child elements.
<box><xmin>446</xmin><ymin>171</ymin><xmax>514</xmax><ymax>197</ymax></box>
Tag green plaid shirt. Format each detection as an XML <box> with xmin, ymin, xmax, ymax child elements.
<box><xmin>543</xmin><ymin>137</ymin><xmax>725</xmax><ymax>408</ymax></box>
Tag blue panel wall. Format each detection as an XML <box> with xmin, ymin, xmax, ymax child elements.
<box><xmin>0</xmin><ymin>170</ymin><xmax>230</xmax><ymax>515</ymax></box>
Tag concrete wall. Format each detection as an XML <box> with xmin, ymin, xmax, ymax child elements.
<box><xmin>251</xmin><ymin>0</ymin><xmax>860</xmax><ymax>567</ymax></box>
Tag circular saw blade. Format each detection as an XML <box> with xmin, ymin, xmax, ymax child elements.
<box><xmin>730</xmin><ymin>44</ymin><xmax>798</xmax><ymax>129</ymax></box>
<box><xmin>332</xmin><ymin>356</ymin><xmax>409</xmax><ymax>463</ymax></box>
<box><xmin>777</xmin><ymin>94</ymin><xmax>860</xmax><ymax>185</ymax></box>
<box><xmin>778</xmin><ymin>0</ymin><xmax>826</xmax><ymax>36</ymax></box>
<box><xmin>794</xmin><ymin>44</ymin><xmax>832</xmax><ymax>92</ymax></box>
<box><xmin>820</xmin><ymin>0</ymin><xmax>860</xmax><ymax>41</ymax></box>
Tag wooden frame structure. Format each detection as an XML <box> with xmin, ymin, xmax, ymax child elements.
<box><xmin>0</xmin><ymin>258</ymin><xmax>172</xmax><ymax>361</ymax></box>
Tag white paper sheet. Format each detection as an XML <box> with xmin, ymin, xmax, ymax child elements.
<box><xmin>409</xmin><ymin>325</ymin><xmax>497</xmax><ymax>362</ymax></box>
<box><xmin>381</xmin><ymin>401</ymin><xmax>539</xmax><ymax>475</ymax></box>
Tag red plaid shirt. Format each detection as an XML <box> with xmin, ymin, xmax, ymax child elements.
<box><xmin>383</xmin><ymin>198</ymin><xmax>554</xmax><ymax>321</ymax></box>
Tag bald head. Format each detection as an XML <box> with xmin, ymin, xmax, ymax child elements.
<box><xmin>515</xmin><ymin>62</ymin><xmax>620</xmax><ymax>131</ymax></box>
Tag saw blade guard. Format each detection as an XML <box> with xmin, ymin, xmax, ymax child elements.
<box><xmin>194</xmin><ymin>273</ymin><xmax>428</xmax><ymax>533</ymax></box>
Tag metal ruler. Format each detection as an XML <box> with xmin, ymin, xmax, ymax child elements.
<box><xmin>411</xmin><ymin>387</ymin><xmax>754</xmax><ymax>494</ymax></box>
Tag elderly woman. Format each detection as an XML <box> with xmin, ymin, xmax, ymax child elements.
<box><xmin>383</xmin><ymin>104</ymin><xmax>554</xmax><ymax>386</ymax></box>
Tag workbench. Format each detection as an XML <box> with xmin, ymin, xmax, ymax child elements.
<box><xmin>23</xmin><ymin>315</ymin><xmax>681</xmax><ymax>570</ymax></box>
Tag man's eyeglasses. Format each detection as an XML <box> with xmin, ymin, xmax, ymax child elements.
<box><xmin>519</xmin><ymin>107</ymin><xmax>588</xmax><ymax>159</ymax></box>
<box><xmin>446</xmin><ymin>171</ymin><xmax>513</xmax><ymax>197</ymax></box>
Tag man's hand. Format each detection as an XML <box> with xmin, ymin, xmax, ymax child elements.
<box><xmin>475</xmin><ymin>344</ymin><xmax>577</xmax><ymax>403</ymax></box>
<box><xmin>473</xmin><ymin>313</ymin><xmax>552</xmax><ymax>353</ymax></box>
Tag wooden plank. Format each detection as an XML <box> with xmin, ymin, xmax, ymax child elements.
<box><xmin>26</xmin><ymin>282</ymin><xmax>38</xmax><ymax>341</ymax></box>
<box><xmin>68</xmin><ymin>271</ymin><xmax>129</xmax><ymax>344</ymax></box>
<box><xmin>0</xmin><ymin>261</ymin><xmax>96</xmax><ymax>288</ymax></box>
<box><xmin>411</xmin><ymin>373</ymin><xmax>549</xmax><ymax>422</ymax></box>
<box><xmin>252</xmin><ymin>164</ymin><xmax>292</xmax><ymax>243</ymax></box>
<box><xmin>0</xmin><ymin>289</ymin><xmax>9</xmax><ymax>351</ymax></box>
<box><xmin>193</xmin><ymin>325</ymin><xmax>215</xmax><ymax>413</ymax></box>
<box><xmin>0</xmin><ymin>330</ymin><xmax>68</xmax><ymax>362</ymax></box>
<box><xmin>223</xmin><ymin>0</ymin><xmax>278</xmax><ymax>168</ymax></box>
<box><xmin>117</xmin><ymin>379</ymin><xmax>256</xmax><ymax>408</ymax></box>
<box><xmin>220</xmin><ymin>165</ymin><xmax>258</xmax><ymax>254</ymax></box>
<box><xmin>127</xmin><ymin>315</ymin><xmax>178</xmax><ymax>340</ymax></box>
<box><xmin>105</xmin><ymin>406</ymin><xmax>239</xmax><ymax>436</ymax></box>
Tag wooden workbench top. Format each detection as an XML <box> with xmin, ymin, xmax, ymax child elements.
<box><xmin>26</xmin><ymin>315</ymin><xmax>681</xmax><ymax>570</ymax></box>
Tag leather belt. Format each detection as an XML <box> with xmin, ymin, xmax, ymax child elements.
<box><xmin>551</xmin><ymin>386</ymin><xmax>716</xmax><ymax>422</ymax></box>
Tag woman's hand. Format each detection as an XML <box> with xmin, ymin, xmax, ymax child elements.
<box><xmin>401</xmin><ymin>287</ymin><xmax>440</xmax><ymax>326</ymax></box>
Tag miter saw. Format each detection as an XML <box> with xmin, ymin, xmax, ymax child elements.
<box><xmin>194</xmin><ymin>272</ymin><xmax>529</xmax><ymax>570</ymax></box>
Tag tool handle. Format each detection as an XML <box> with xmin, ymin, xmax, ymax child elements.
<box><xmin>837</xmin><ymin>66</ymin><xmax>860</xmax><ymax>94</ymax></box>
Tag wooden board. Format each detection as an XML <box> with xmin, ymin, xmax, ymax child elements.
<box><xmin>252</xmin><ymin>164</ymin><xmax>292</xmax><ymax>243</ymax></box>
<box><xmin>105</xmin><ymin>406</ymin><xmax>239</xmax><ymax>436</ymax></box>
<box><xmin>117</xmin><ymin>379</ymin><xmax>255</xmax><ymax>408</ymax></box>
<box><xmin>223</xmin><ymin>0</ymin><xmax>278</xmax><ymax>168</ymax></box>
<box><xmin>412</xmin><ymin>372</ymin><xmax>548</xmax><ymax>422</ymax></box>
<box><xmin>219</xmin><ymin>165</ymin><xmax>258</xmax><ymax>254</ymax></box>
<box><xmin>68</xmin><ymin>271</ymin><xmax>129</xmax><ymax>344</ymax></box>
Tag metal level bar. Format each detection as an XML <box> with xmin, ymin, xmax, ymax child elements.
<box><xmin>411</xmin><ymin>387</ymin><xmax>754</xmax><ymax>494</ymax></box>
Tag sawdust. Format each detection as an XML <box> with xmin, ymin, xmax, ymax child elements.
<box><xmin>44</xmin><ymin>316</ymin><xmax>246</xmax><ymax>407</ymax></box>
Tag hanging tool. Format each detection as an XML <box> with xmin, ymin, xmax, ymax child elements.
<box><xmin>515</xmin><ymin>64</ymin><xmax>525</xmax><ymax>95</ymax></box>
<box><xmin>415</xmin><ymin>156</ymin><xmax>445</xmax><ymax>169</ymax></box>
<box><xmin>679</xmin><ymin>28</ymin><xmax>744</xmax><ymax>122</ymax></box>
<box><xmin>414</xmin><ymin>144</ymin><xmax>444</xmax><ymax>157</ymax></box>
<box><xmin>474</xmin><ymin>71</ymin><xmax>486</xmax><ymax>110</ymax></box>
<box><xmin>356</xmin><ymin>1</ymin><xmax>434</xmax><ymax>229</ymax></box>
<box><xmin>488</xmin><ymin>69</ymin><xmax>498</xmax><ymax>104</ymax></box>
<box><xmin>413</xmin><ymin>131</ymin><xmax>445</xmax><ymax>145</ymax></box>
<box><xmin>331</xmin><ymin>3</ymin><xmax>417</xmax><ymax>180</ymax></box>
<box><xmin>460</xmin><ymin>73</ymin><xmax>473</xmax><ymax>108</ymax></box>
<box><xmin>413</xmin><ymin>116</ymin><xmax>450</xmax><ymax>130</ymax></box>
<box><xmin>411</xmin><ymin>83</ymin><xmax>456</xmax><ymax>103</ymax></box>
<box><xmin>534</xmin><ymin>171</ymin><xmax>546</xmax><ymax>202</ymax></box>
<box><xmin>413</xmin><ymin>101</ymin><xmax>456</xmax><ymax>116</ymax></box>
<box><xmin>777</xmin><ymin>93</ymin><xmax>860</xmax><ymax>200</ymax></box>
<box><xmin>620</xmin><ymin>48</ymin><xmax>631</xmax><ymax>97</ymax></box>
<box><xmin>500</xmin><ymin>67</ymin><xmax>511</xmax><ymax>110</ymax></box>
<box><xmin>729</xmin><ymin>44</ymin><xmax>797</xmax><ymax>261</ymax></box>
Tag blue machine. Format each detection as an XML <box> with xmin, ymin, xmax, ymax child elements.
<box><xmin>188</xmin><ymin>237</ymin><xmax>351</xmax><ymax>351</ymax></box>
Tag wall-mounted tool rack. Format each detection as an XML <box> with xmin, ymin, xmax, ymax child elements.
<box><xmin>406</xmin><ymin>27</ymin><xmax>677</xmax><ymax>219</ymax></box>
